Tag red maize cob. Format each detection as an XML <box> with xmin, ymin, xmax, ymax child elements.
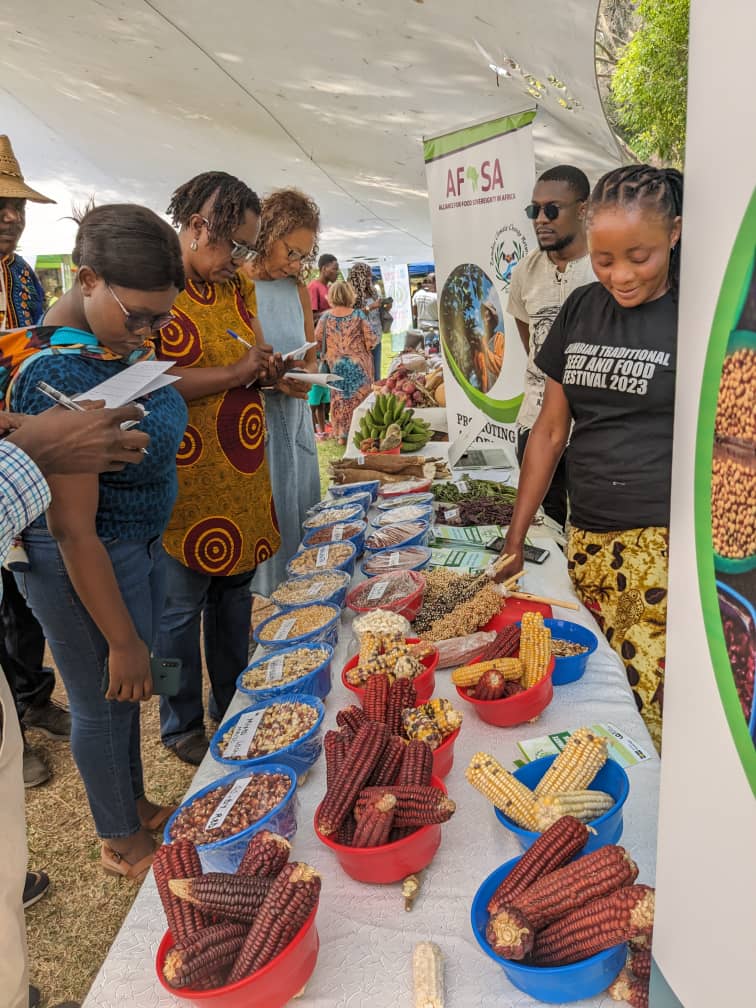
<box><xmin>487</xmin><ymin>816</ymin><xmax>590</xmax><ymax>913</ymax></box>
<box><xmin>396</xmin><ymin>739</ymin><xmax>434</xmax><ymax>787</ymax></box>
<box><xmin>335</xmin><ymin>812</ymin><xmax>357</xmax><ymax>846</ymax></box>
<box><xmin>163</xmin><ymin>922</ymin><xmax>248</xmax><ymax>989</ymax></box>
<box><xmin>479</xmin><ymin>624</ymin><xmax>521</xmax><ymax>661</ymax></box>
<box><xmin>317</xmin><ymin>720</ymin><xmax>389</xmax><ymax>835</ymax></box>
<box><xmin>530</xmin><ymin>884</ymin><xmax>655</xmax><ymax>965</ymax></box>
<box><xmin>386</xmin><ymin>677</ymin><xmax>417</xmax><ymax>736</ymax></box>
<box><xmin>324</xmin><ymin>730</ymin><xmax>348</xmax><ymax>790</ymax></box>
<box><xmin>169</xmin><ymin>873</ymin><xmax>273</xmax><ymax>923</ymax></box>
<box><xmin>352</xmin><ymin>792</ymin><xmax>396</xmax><ymax>847</ymax></box>
<box><xmin>153</xmin><ymin>841</ymin><xmax>207</xmax><ymax>941</ymax></box>
<box><xmin>227</xmin><ymin>862</ymin><xmax>321</xmax><ymax>982</ymax></box>
<box><xmin>236</xmin><ymin>830</ymin><xmax>291</xmax><ymax>878</ymax></box>
<box><xmin>472</xmin><ymin>669</ymin><xmax>508</xmax><ymax>700</ymax></box>
<box><xmin>508</xmin><ymin>845</ymin><xmax>638</xmax><ymax>931</ymax></box>
<box><xmin>608</xmin><ymin>967</ymin><xmax>649</xmax><ymax>1008</ymax></box>
<box><xmin>356</xmin><ymin>784</ymin><xmax>455</xmax><ymax>827</ymax></box>
<box><xmin>363</xmin><ymin>673</ymin><xmax>390</xmax><ymax>723</ymax></box>
<box><xmin>502</xmin><ymin>680</ymin><xmax>525</xmax><ymax>697</ymax></box>
<box><xmin>388</xmin><ymin>825</ymin><xmax>416</xmax><ymax>842</ymax></box>
<box><xmin>336</xmin><ymin>704</ymin><xmax>367</xmax><ymax>734</ymax></box>
<box><xmin>629</xmin><ymin>945</ymin><xmax>652</xmax><ymax>981</ymax></box>
<box><xmin>486</xmin><ymin>905</ymin><xmax>534</xmax><ymax>960</ymax></box>
<box><xmin>367</xmin><ymin>733</ymin><xmax>406</xmax><ymax>786</ymax></box>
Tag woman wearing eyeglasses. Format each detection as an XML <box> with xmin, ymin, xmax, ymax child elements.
<box><xmin>242</xmin><ymin>188</ymin><xmax>322</xmax><ymax>595</ymax></box>
<box><xmin>153</xmin><ymin>171</ymin><xmax>286</xmax><ymax>767</ymax></box>
<box><xmin>7</xmin><ymin>203</ymin><xmax>188</xmax><ymax>878</ymax></box>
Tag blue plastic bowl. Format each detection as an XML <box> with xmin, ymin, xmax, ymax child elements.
<box><xmin>271</xmin><ymin>571</ymin><xmax>351</xmax><ymax>612</ymax></box>
<box><xmin>164</xmin><ymin>764</ymin><xmax>298</xmax><ymax>873</ymax></box>
<box><xmin>302</xmin><ymin>501</ymin><xmax>364</xmax><ymax>531</ymax></box>
<box><xmin>717</xmin><ymin>580</ymin><xmax>756</xmax><ymax>743</ymax></box>
<box><xmin>360</xmin><ymin>544</ymin><xmax>433</xmax><ymax>576</ymax></box>
<box><xmin>371</xmin><ymin>504</ymin><xmax>434</xmax><ymax>528</ymax></box>
<box><xmin>494</xmin><ymin>754</ymin><xmax>629</xmax><ymax>853</ymax></box>
<box><xmin>364</xmin><ymin>519</ymin><xmax>432</xmax><ymax>554</ymax></box>
<box><xmin>471</xmin><ymin>855</ymin><xmax>626</xmax><ymax>1002</ymax></box>
<box><xmin>210</xmin><ymin>694</ymin><xmax>325</xmax><ymax>777</ymax></box>
<box><xmin>286</xmin><ymin>541</ymin><xmax>357</xmax><ymax>579</ymax></box>
<box><xmin>376</xmin><ymin>491</ymin><xmax>434</xmax><ymax>511</ymax></box>
<box><xmin>302</xmin><ymin>519</ymin><xmax>367</xmax><ymax>558</ymax></box>
<box><xmin>329</xmin><ymin>479</ymin><xmax>380</xmax><ymax>502</ymax></box>
<box><xmin>253</xmin><ymin>602</ymin><xmax>341</xmax><ymax>651</ymax></box>
<box><xmin>543</xmin><ymin>619</ymin><xmax>599</xmax><ymax>685</ymax></box>
<box><xmin>237</xmin><ymin>642</ymin><xmax>334</xmax><ymax>702</ymax></box>
<box><xmin>331</xmin><ymin>490</ymin><xmax>373</xmax><ymax>516</ymax></box>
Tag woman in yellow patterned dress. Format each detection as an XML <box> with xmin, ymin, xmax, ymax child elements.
<box><xmin>155</xmin><ymin>172</ymin><xmax>285</xmax><ymax>765</ymax></box>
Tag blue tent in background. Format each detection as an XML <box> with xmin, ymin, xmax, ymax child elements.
<box><xmin>371</xmin><ymin>262</ymin><xmax>434</xmax><ymax>280</ymax></box>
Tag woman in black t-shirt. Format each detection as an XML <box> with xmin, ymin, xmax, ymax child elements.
<box><xmin>500</xmin><ymin>165</ymin><xmax>683</xmax><ymax>751</ymax></box>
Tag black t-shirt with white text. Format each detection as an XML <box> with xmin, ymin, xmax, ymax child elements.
<box><xmin>535</xmin><ymin>282</ymin><xmax>677</xmax><ymax>532</ymax></box>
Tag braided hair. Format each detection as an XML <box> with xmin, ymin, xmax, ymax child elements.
<box><xmin>166</xmin><ymin>171</ymin><xmax>261</xmax><ymax>242</ymax></box>
<box><xmin>588</xmin><ymin>164</ymin><xmax>684</xmax><ymax>296</ymax></box>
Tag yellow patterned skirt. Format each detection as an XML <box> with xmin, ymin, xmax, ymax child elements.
<box><xmin>566</xmin><ymin>526</ymin><xmax>669</xmax><ymax>753</ymax></box>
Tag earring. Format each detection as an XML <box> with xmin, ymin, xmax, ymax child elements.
<box><xmin>190</xmin><ymin>239</ymin><xmax>198</xmax><ymax>251</ymax></box>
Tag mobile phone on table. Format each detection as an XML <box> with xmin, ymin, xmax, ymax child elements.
<box><xmin>485</xmin><ymin>537</ymin><xmax>551</xmax><ymax>564</ymax></box>
<box><xmin>101</xmin><ymin>656</ymin><xmax>183</xmax><ymax>697</ymax></box>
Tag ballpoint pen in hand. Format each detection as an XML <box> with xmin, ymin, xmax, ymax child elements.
<box><xmin>35</xmin><ymin>382</ymin><xmax>150</xmax><ymax>455</ymax></box>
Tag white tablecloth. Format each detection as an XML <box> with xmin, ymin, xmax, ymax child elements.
<box><xmin>84</xmin><ymin>501</ymin><xmax>660</xmax><ymax>1008</ymax></box>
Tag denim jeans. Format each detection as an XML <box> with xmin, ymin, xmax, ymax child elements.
<box><xmin>16</xmin><ymin>529</ymin><xmax>166</xmax><ymax>839</ymax></box>
<box><xmin>156</xmin><ymin>553</ymin><xmax>253</xmax><ymax>748</ymax></box>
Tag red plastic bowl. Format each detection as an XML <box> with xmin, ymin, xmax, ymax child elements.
<box><xmin>431</xmin><ymin>727</ymin><xmax>460</xmax><ymax>779</ymax></box>
<box><xmin>155</xmin><ymin>907</ymin><xmax>319</xmax><ymax>1007</ymax></box>
<box><xmin>345</xmin><ymin>570</ymin><xmax>426</xmax><ymax>621</ymax></box>
<box><xmin>482</xmin><ymin>597</ymin><xmax>552</xmax><ymax>632</ymax></box>
<box><xmin>341</xmin><ymin>638</ymin><xmax>438</xmax><ymax>705</ymax></box>
<box><xmin>314</xmin><ymin>776</ymin><xmax>447</xmax><ymax>883</ymax></box>
<box><xmin>456</xmin><ymin>658</ymin><xmax>555</xmax><ymax>726</ymax></box>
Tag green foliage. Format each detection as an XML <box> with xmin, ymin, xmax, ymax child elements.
<box><xmin>611</xmin><ymin>0</ymin><xmax>690</xmax><ymax>166</ymax></box>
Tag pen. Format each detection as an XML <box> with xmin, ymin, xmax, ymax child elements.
<box><xmin>226</xmin><ymin>328</ymin><xmax>253</xmax><ymax>349</ymax></box>
<box><xmin>35</xmin><ymin>381</ymin><xmax>150</xmax><ymax>455</ymax></box>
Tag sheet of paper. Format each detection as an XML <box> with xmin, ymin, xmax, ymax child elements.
<box><xmin>515</xmin><ymin>723</ymin><xmax>652</xmax><ymax>769</ymax></box>
<box><xmin>283</xmin><ymin>371</ymin><xmax>343</xmax><ymax>387</ymax></box>
<box><xmin>73</xmin><ymin>361</ymin><xmax>179</xmax><ymax>408</ymax></box>
<box><xmin>284</xmin><ymin>341</ymin><xmax>317</xmax><ymax>361</ymax></box>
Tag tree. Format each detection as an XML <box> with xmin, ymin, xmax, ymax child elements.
<box><xmin>610</xmin><ymin>0</ymin><xmax>690</xmax><ymax>167</ymax></box>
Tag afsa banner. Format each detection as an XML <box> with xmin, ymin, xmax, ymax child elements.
<box><xmin>423</xmin><ymin>110</ymin><xmax>536</xmax><ymax>450</ymax></box>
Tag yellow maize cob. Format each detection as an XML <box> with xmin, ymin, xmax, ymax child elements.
<box><xmin>402</xmin><ymin>708</ymin><xmax>442</xmax><ymax>748</ymax></box>
<box><xmin>522</xmin><ymin>627</ymin><xmax>552</xmax><ymax>689</ymax></box>
<box><xmin>424</xmin><ymin>698</ymin><xmax>463</xmax><ymax>735</ymax></box>
<box><xmin>451</xmin><ymin>658</ymin><xmax>522</xmax><ymax>688</ymax></box>
<box><xmin>359</xmin><ymin>631</ymin><xmax>382</xmax><ymax>665</ymax></box>
<box><xmin>521</xmin><ymin>611</ymin><xmax>544</xmax><ymax>631</ymax></box>
<box><xmin>534</xmin><ymin>728</ymin><xmax>609</xmax><ymax>796</ymax></box>
<box><xmin>533</xmin><ymin>789</ymin><xmax>615</xmax><ymax>830</ymax></box>
<box><xmin>465</xmin><ymin>752</ymin><xmax>539</xmax><ymax>830</ymax></box>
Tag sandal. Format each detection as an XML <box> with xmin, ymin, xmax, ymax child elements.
<box><xmin>140</xmin><ymin>805</ymin><xmax>177</xmax><ymax>832</ymax></box>
<box><xmin>101</xmin><ymin>842</ymin><xmax>156</xmax><ymax>882</ymax></box>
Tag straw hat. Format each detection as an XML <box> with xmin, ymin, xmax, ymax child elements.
<box><xmin>0</xmin><ymin>136</ymin><xmax>55</xmax><ymax>203</ymax></box>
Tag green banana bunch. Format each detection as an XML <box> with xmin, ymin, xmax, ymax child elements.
<box><xmin>352</xmin><ymin>392</ymin><xmax>432</xmax><ymax>452</ymax></box>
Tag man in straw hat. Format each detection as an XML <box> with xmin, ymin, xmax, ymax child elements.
<box><xmin>0</xmin><ymin>137</ymin><xmax>72</xmax><ymax>795</ymax></box>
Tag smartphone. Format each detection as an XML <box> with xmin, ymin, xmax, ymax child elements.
<box><xmin>485</xmin><ymin>537</ymin><xmax>551</xmax><ymax>564</ymax></box>
<box><xmin>101</xmin><ymin>656</ymin><xmax>183</xmax><ymax>697</ymax></box>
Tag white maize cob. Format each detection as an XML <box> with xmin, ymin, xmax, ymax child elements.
<box><xmin>534</xmin><ymin>789</ymin><xmax>615</xmax><ymax>830</ymax></box>
<box><xmin>534</xmin><ymin>728</ymin><xmax>609</xmax><ymax>796</ymax></box>
<box><xmin>413</xmin><ymin>941</ymin><xmax>445</xmax><ymax>1008</ymax></box>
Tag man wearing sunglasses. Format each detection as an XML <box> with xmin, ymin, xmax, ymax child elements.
<box><xmin>507</xmin><ymin>165</ymin><xmax>595</xmax><ymax>529</ymax></box>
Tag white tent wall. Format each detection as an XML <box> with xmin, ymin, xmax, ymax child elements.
<box><xmin>4</xmin><ymin>0</ymin><xmax>622</xmax><ymax>263</ymax></box>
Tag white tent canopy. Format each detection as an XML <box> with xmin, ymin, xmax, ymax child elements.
<box><xmin>2</xmin><ymin>0</ymin><xmax>621</xmax><ymax>265</ymax></box>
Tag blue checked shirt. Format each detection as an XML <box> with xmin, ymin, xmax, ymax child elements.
<box><xmin>0</xmin><ymin>440</ymin><xmax>50</xmax><ymax>603</ymax></box>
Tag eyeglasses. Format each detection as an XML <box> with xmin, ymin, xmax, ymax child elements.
<box><xmin>106</xmin><ymin>285</ymin><xmax>174</xmax><ymax>333</ymax></box>
<box><xmin>283</xmin><ymin>240</ymin><xmax>312</xmax><ymax>263</ymax></box>
<box><xmin>200</xmin><ymin>218</ymin><xmax>257</xmax><ymax>262</ymax></box>
<box><xmin>524</xmin><ymin>200</ymin><xmax>580</xmax><ymax>221</ymax></box>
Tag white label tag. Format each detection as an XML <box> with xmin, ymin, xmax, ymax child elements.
<box><xmin>367</xmin><ymin>580</ymin><xmax>389</xmax><ymax>601</ymax></box>
<box><xmin>206</xmin><ymin>775</ymin><xmax>253</xmax><ymax>829</ymax></box>
<box><xmin>306</xmin><ymin>582</ymin><xmax>322</xmax><ymax>597</ymax></box>
<box><xmin>315</xmin><ymin>546</ymin><xmax>329</xmax><ymax>568</ymax></box>
<box><xmin>224</xmin><ymin>710</ymin><xmax>266</xmax><ymax>758</ymax></box>
<box><xmin>388</xmin><ymin>552</ymin><xmax>401</xmax><ymax>567</ymax></box>
<box><xmin>356</xmin><ymin>454</ymin><xmax>365</xmax><ymax>465</ymax></box>
<box><xmin>331</xmin><ymin>525</ymin><xmax>345</xmax><ymax>541</ymax></box>
<box><xmin>273</xmin><ymin>617</ymin><xmax>297</xmax><ymax>641</ymax></box>
<box><xmin>265</xmin><ymin>655</ymin><xmax>285</xmax><ymax>683</ymax></box>
<box><xmin>454</xmin><ymin>480</ymin><xmax>469</xmax><ymax>494</ymax></box>
<box><xmin>445</xmin><ymin>507</ymin><xmax>460</xmax><ymax>521</ymax></box>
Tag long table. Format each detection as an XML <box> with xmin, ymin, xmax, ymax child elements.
<box><xmin>84</xmin><ymin>508</ymin><xmax>660</xmax><ymax>1007</ymax></box>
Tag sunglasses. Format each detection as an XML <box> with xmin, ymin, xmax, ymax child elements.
<box><xmin>525</xmin><ymin>200</ymin><xmax>581</xmax><ymax>221</ymax></box>
<box><xmin>107</xmin><ymin>285</ymin><xmax>175</xmax><ymax>333</ymax></box>
<box><xmin>200</xmin><ymin>217</ymin><xmax>257</xmax><ymax>262</ymax></box>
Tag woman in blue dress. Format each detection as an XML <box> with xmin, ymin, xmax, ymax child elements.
<box><xmin>244</xmin><ymin>189</ymin><xmax>322</xmax><ymax>594</ymax></box>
